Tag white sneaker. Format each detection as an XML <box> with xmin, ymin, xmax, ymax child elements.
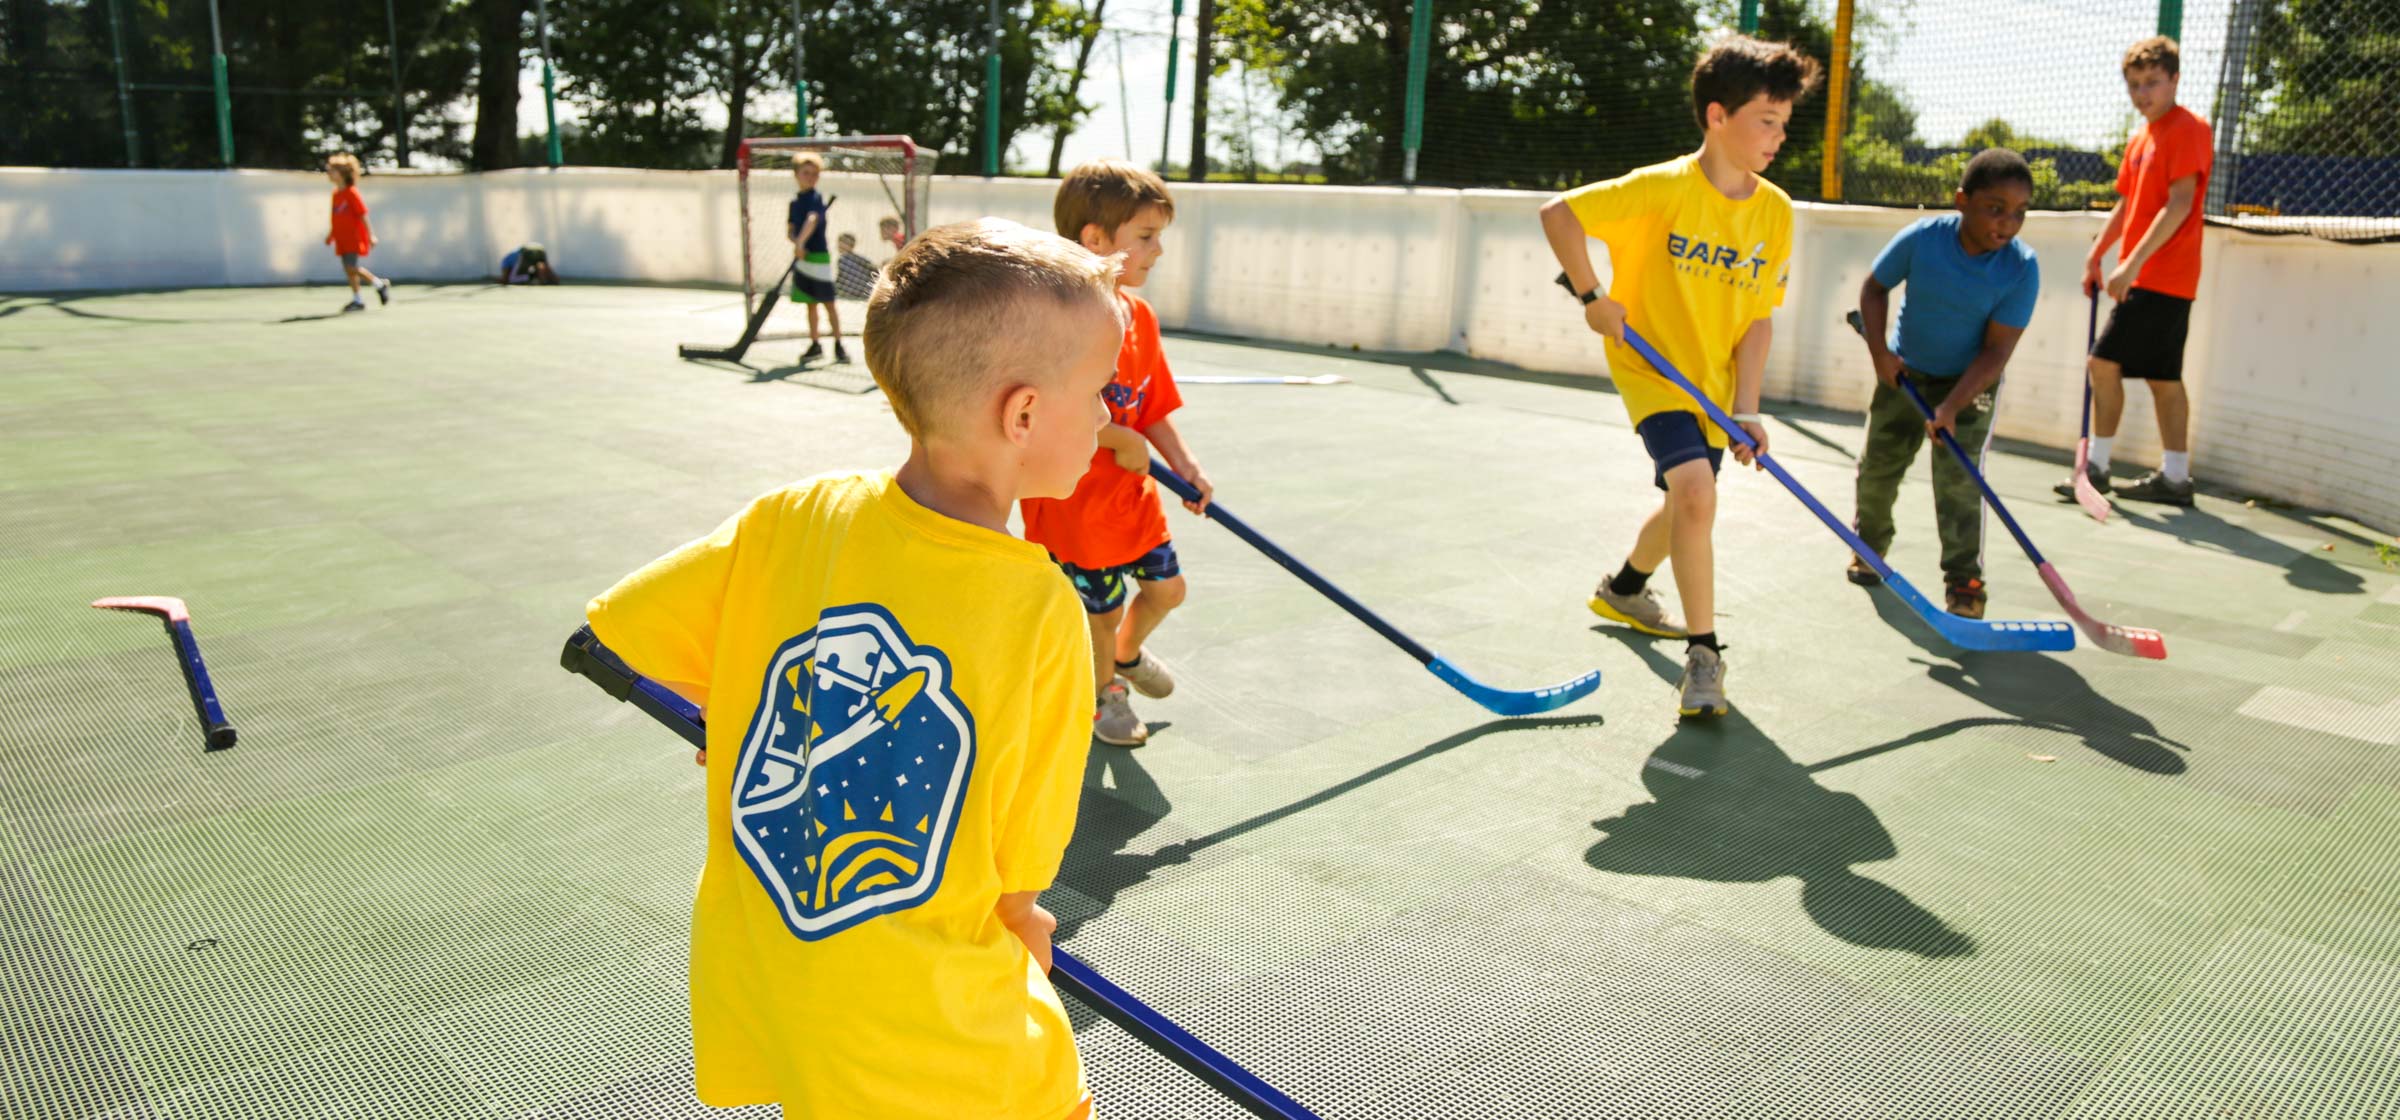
<box><xmin>1094</xmin><ymin>678</ymin><xmax>1148</xmax><ymax>747</ymax></box>
<box><xmin>1118</xmin><ymin>650</ymin><xmax>1175</xmax><ymax>699</ymax></box>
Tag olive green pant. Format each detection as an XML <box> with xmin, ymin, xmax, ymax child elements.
<box><xmin>1852</xmin><ymin>369</ymin><xmax>1996</xmax><ymax>585</ymax></box>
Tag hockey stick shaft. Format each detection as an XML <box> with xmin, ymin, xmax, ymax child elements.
<box><xmin>92</xmin><ymin>597</ymin><xmax>237</xmax><ymax>751</ymax></box>
<box><xmin>556</xmin><ymin>626</ymin><xmax>1320</xmax><ymax>1120</ymax></box>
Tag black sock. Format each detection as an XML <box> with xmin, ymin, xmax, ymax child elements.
<box><xmin>1687</xmin><ymin>631</ymin><xmax>1721</xmax><ymax>653</ymax></box>
<box><xmin>1115</xmin><ymin>656</ymin><xmax>1142</xmax><ymax>670</ymax></box>
<box><xmin>1607</xmin><ymin>562</ymin><xmax>1651</xmax><ymax>597</ymax></box>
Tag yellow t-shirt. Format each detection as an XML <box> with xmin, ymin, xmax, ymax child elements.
<box><xmin>586</xmin><ymin>470</ymin><xmax>1095</xmax><ymax>1120</ymax></box>
<box><xmin>1564</xmin><ymin>154</ymin><xmax>1794</xmax><ymax>447</ymax></box>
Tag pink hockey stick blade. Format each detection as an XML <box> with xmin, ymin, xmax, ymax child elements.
<box><xmin>2037</xmin><ymin>564</ymin><xmax>2165</xmax><ymax>659</ymax></box>
<box><xmin>2072</xmin><ymin>439</ymin><xmax>2111</xmax><ymax>523</ymax></box>
<box><xmin>92</xmin><ymin>596</ymin><xmax>192</xmax><ymax>623</ymax></box>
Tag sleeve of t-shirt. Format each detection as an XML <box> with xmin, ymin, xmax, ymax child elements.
<box><xmin>992</xmin><ymin>595</ymin><xmax>1097</xmax><ymax>893</ymax></box>
<box><xmin>1562</xmin><ymin>168</ymin><xmax>1660</xmax><ymax>247</ymax></box>
<box><xmin>584</xmin><ymin>501</ymin><xmax>754</xmax><ymax>709</ymax></box>
<box><xmin>1994</xmin><ymin>254</ymin><xmax>2041</xmax><ymax>330</ymax></box>
<box><xmin>2162</xmin><ymin>117</ymin><xmax>2214</xmax><ymax>185</ymax></box>
<box><xmin>1869</xmin><ymin>222</ymin><xmax>1919</xmax><ymax>291</ymax></box>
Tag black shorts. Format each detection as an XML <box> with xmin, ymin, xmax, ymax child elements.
<box><xmin>2092</xmin><ymin>288</ymin><xmax>2193</xmax><ymax>382</ymax></box>
<box><xmin>1636</xmin><ymin>411</ymin><xmax>1723</xmax><ymax>492</ymax></box>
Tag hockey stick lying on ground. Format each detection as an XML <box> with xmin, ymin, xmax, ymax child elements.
<box><xmin>1845</xmin><ymin>311</ymin><xmax>2166</xmax><ymax>659</ymax></box>
<box><xmin>1149</xmin><ymin>461</ymin><xmax>1602</xmax><ymax>715</ymax></box>
<box><xmin>1178</xmin><ymin>374</ymin><xmax>1350</xmax><ymax>386</ymax></box>
<box><xmin>1596</xmin><ymin>313</ymin><xmax>2073</xmax><ymax>653</ymax></box>
<box><xmin>92</xmin><ymin>596</ymin><xmax>238</xmax><ymax>751</ymax></box>
<box><xmin>2070</xmin><ymin>293</ymin><xmax>2112</xmax><ymax>522</ymax></box>
<box><xmin>677</xmin><ymin>261</ymin><xmax>800</xmax><ymax>361</ymax></box>
<box><xmin>557</xmin><ymin>626</ymin><xmax>1322</xmax><ymax>1120</ymax></box>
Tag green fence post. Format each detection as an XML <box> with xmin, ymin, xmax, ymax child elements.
<box><xmin>1739</xmin><ymin>0</ymin><xmax>1759</xmax><ymax>34</ymax></box>
<box><xmin>537</xmin><ymin>0</ymin><xmax>562</xmax><ymax>166</ymax></box>
<box><xmin>983</xmin><ymin>0</ymin><xmax>1002</xmax><ymax>175</ymax></box>
<box><xmin>104</xmin><ymin>0</ymin><xmax>138</xmax><ymax>166</ymax></box>
<box><xmin>792</xmin><ymin>0</ymin><xmax>810</xmax><ymax>137</ymax></box>
<box><xmin>1161</xmin><ymin>0</ymin><xmax>1182</xmax><ymax>173</ymax></box>
<box><xmin>2159</xmin><ymin>0</ymin><xmax>2182</xmax><ymax>40</ymax></box>
<box><xmin>1402</xmin><ymin>1</ymin><xmax>1431</xmax><ymax>183</ymax></box>
<box><xmin>207</xmin><ymin>0</ymin><xmax>233</xmax><ymax>165</ymax></box>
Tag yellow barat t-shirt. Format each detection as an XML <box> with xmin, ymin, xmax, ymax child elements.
<box><xmin>1564</xmin><ymin>154</ymin><xmax>1794</xmax><ymax>447</ymax></box>
<box><xmin>586</xmin><ymin>470</ymin><xmax>1095</xmax><ymax>1120</ymax></box>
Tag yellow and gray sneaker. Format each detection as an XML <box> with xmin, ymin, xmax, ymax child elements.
<box><xmin>1678</xmin><ymin>644</ymin><xmax>1728</xmax><ymax>718</ymax></box>
<box><xmin>1094</xmin><ymin>677</ymin><xmax>1148</xmax><ymax>747</ymax></box>
<box><xmin>1589</xmin><ymin>584</ymin><xmax>1688</xmax><ymax>638</ymax></box>
<box><xmin>1118</xmin><ymin>649</ymin><xmax>1175</xmax><ymax>699</ymax></box>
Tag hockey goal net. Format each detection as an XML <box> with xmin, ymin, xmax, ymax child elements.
<box><xmin>678</xmin><ymin>135</ymin><xmax>931</xmax><ymax>362</ymax></box>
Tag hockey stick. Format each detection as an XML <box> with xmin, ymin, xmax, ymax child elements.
<box><xmin>1179</xmin><ymin>374</ymin><xmax>1350</xmax><ymax>386</ymax></box>
<box><xmin>556</xmin><ymin>625</ymin><xmax>1322</xmax><ymax>1120</ymax></box>
<box><xmin>2070</xmin><ymin>293</ymin><xmax>2111</xmax><ymax>521</ymax></box>
<box><xmin>1844</xmin><ymin>311</ymin><xmax>2165</xmax><ymax>659</ymax></box>
<box><xmin>678</xmin><ymin>260</ymin><xmax>799</xmax><ymax>361</ymax></box>
<box><xmin>1149</xmin><ymin>461</ymin><xmax>1602</xmax><ymax>715</ymax></box>
<box><xmin>1590</xmin><ymin>308</ymin><xmax>2072</xmax><ymax>653</ymax></box>
<box><xmin>92</xmin><ymin>596</ymin><xmax>238</xmax><ymax>751</ymax></box>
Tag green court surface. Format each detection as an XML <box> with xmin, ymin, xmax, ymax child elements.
<box><xmin>4</xmin><ymin>284</ymin><xmax>2397</xmax><ymax>1119</ymax></box>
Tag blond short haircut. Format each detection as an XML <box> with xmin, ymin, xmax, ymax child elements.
<box><xmin>791</xmin><ymin>153</ymin><xmax>824</xmax><ymax>176</ymax></box>
<box><xmin>2123</xmin><ymin>36</ymin><xmax>2180</xmax><ymax>77</ymax></box>
<box><xmin>1054</xmin><ymin>159</ymin><xmax>1176</xmax><ymax>242</ymax></box>
<box><xmin>326</xmin><ymin>152</ymin><xmax>362</xmax><ymax>187</ymax></box>
<box><xmin>864</xmin><ymin>218</ymin><xmax>1126</xmax><ymax>440</ymax></box>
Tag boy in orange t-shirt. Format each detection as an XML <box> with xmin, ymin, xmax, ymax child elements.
<box><xmin>2061</xmin><ymin>35</ymin><xmax>2212</xmax><ymax>507</ymax></box>
<box><xmin>1021</xmin><ymin>160</ymin><xmax>1212</xmax><ymax>747</ymax></box>
<box><xmin>323</xmin><ymin>153</ymin><xmax>391</xmax><ymax>313</ymax></box>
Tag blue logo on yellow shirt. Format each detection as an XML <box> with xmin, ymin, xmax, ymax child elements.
<box><xmin>1667</xmin><ymin>233</ymin><xmax>1774</xmax><ymax>294</ymax></box>
<box><xmin>730</xmin><ymin>605</ymin><xmax>974</xmax><ymax>941</ymax></box>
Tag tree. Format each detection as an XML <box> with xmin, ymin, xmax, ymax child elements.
<box><xmin>804</xmin><ymin>0</ymin><xmax>1085</xmax><ymax>174</ymax></box>
<box><xmin>471</xmin><ymin>0</ymin><xmax>525</xmax><ymax>169</ymax></box>
<box><xmin>549</xmin><ymin>0</ymin><xmax>716</xmax><ymax>167</ymax></box>
<box><xmin>1044</xmin><ymin>0</ymin><xmax>1110</xmax><ymax>176</ymax></box>
<box><xmin>2245</xmin><ymin>0</ymin><xmax>2400</xmax><ymax>158</ymax></box>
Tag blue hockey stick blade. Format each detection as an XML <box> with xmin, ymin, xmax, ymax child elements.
<box><xmin>1427</xmin><ymin>657</ymin><xmax>1602</xmax><ymax>717</ymax></box>
<box><xmin>1884</xmin><ymin>573</ymin><xmax>2075</xmax><ymax>652</ymax></box>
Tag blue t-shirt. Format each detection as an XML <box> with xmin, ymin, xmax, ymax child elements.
<box><xmin>1870</xmin><ymin>214</ymin><xmax>2039</xmax><ymax>378</ymax></box>
<box><xmin>787</xmin><ymin>190</ymin><xmax>830</xmax><ymax>255</ymax></box>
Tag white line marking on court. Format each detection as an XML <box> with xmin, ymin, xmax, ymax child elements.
<box><xmin>2380</xmin><ymin>583</ymin><xmax>2400</xmax><ymax>606</ymax></box>
<box><xmin>2273</xmin><ymin>609</ymin><xmax>2308</xmax><ymax>633</ymax></box>
<box><xmin>2236</xmin><ymin>686</ymin><xmax>2400</xmax><ymax>746</ymax></box>
<box><xmin>1644</xmin><ymin>758</ymin><xmax>1706</xmax><ymax>779</ymax></box>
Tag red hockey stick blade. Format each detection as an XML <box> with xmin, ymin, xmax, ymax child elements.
<box><xmin>2072</xmin><ymin>440</ymin><xmax>2112</xmax><ymax>523</ymax></box>
<box><xmin>92</xmin><ymin>596</ymin><xmax>193</xmax><ymax>622</ymax></box>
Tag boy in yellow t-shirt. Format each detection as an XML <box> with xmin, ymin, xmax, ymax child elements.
<box><xmin>584</xmin><ymin>219</ymin><xmax>1125</xmax><ymax>1119</ymax></box>
<box><xmin>1539</xmin><ymin>36</ymin><xmax>1821</xmax><ymax>718</ymax></box>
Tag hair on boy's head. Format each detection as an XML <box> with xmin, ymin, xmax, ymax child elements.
<box><xmin>2122</xmin><ymin>36</ymin><xmax>2179</xmax><ymax>77</ymax></box>
<box><xmin>864</xmin><ymin>218</ymin><xmax>1127</xmax><ymax>440</ymax></box>
<box><xmin>837</xmin><ymin>232</ymin><xmax>857</xmax><ymax>251</ymax></box>
<box><xmin>326</xmin><ymin>153</ymin><xmax>362</xmax><ymax>186</ymax></box>
<box><xmin>1689</xmin><ymin>36</ymin><xmax>1823</xmax><ymax>131</ymax></box>
<box><xmin>791</xmin><ymin>153</ymin><xmax>824</xmax><ymax>176</ymax></box>
<box><xmin>1054</xmin><ymin>159</ymin><xmax>1176</xmax><ymax>242</ymax></box>
<box><xmin>1960</xmin><ymin>148</ymin><xmax>2034</xmax><ymax>196</ymax></box>
<box><xmin>878</xmin><ymin>216</ymin><xmax>901</xmax><ymax>231</ymax></box>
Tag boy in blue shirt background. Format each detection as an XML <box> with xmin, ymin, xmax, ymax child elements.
<box><xmin>1848</xmin><ymin>149</ymin><xmax>2040</xmax><ymax>620</ymax></box>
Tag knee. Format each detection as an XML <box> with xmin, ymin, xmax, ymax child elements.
<box><xmin>1664</xmin><ymin>472</ymin><xmax>1717</xmax><ymax>521</ymax></box>
<box><xmin>1089</xmin><ymin>607</ymin><xmax>1126</xmax><ymax>642</ymax></box>
<box><xmin>2088</xmin><ymin>358</ymin><xmax>2123</xmax><ymax>386</ymax></box>
<box><xmin>1138</xmin><ymin>575</ymin><xmax>1187</xmax><ymax>613</ymax></box>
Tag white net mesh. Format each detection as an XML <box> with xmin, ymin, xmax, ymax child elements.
<box><xmin>740</xmin><ymin>136</ymin><xmax>931</xmax><ymax>342</ymax></box>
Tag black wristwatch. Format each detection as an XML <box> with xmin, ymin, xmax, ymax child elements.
<box><xmin>1554</xmin><ymin>271</ymin><xmax>1600</xmax><ymax>305</ymax></box>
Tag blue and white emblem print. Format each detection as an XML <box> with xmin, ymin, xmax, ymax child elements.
<box><xmin>730</xmin><ymin>605</ymin><xmax>974</xmax><ymax>941</ymax></box>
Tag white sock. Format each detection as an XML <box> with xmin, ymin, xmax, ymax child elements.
<box><xmin>2089</xmin><ymin>436</ymin><xmax>2115</xmax><ymax>471</ymax></box>
<box><xmin>2162</xmin><ymin>450</ymin><xmax>2190</xmax><ymax>483</ymax></box>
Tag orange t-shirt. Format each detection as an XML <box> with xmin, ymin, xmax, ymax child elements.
<box><xmin>2115</xmin><ymin>106</ymin><xmax>2212</xmax><ymax>299</ymax></box>
<box><xmin>328</xmin><ymin>186</ymin><xmax>373</xmax><ymax>256</ymax></box>
<box><xmin>1020</xmin><ymin>291</ymin><xmax>1183</xmax><ymax>570</ymax></box>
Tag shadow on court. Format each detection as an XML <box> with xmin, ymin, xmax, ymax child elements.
<box><xmin>2114</xmin><ymin>502</ymin><xmax>2366</xmax><ymax>596</ymax></box>
<box><xmin>1055</xmin><ymin>713</ymin><xmax>1604</xmax><ymax>941</ymax></box>
<box><xmin>1583</xmin><ymin>628</ymin><xmax>1977</xmax><ymax>959</ymax></box>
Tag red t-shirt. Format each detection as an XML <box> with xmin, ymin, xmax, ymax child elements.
<box><xmin>328</xmin><ymin>187</ymin><xmax>373</xmax><ymax>256</ymax></box>
<box><xmin>2115</xmin><ymin>106</ymin><xmax>2212</xmax><ymax>299</ymax></box>
<box><xmin>1020</xmin><ymin>291</ymin><xmax>1183</xmax><ymax>570</ymax></box>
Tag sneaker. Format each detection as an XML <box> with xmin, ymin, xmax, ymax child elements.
<box><xmin>1118</xmin><ymin>650</ymin><xmax>1175</xmax><ymax>699</ymax></box>
<box><xmin>1588</xmin><ymin>584</ymin><xmax>1687</xmax><ymax>638</ymax></box>
<box><xmin>374</xmin><ymin>277</ymin><xmax>392</xmax><ymax>305</ymax></box>
<box><xmin>801</xmin><ymin>341</ymin><xmax>824</xmax><ymax>363</ymax></box>
<box><xmin>341</xmin><ymin>299</ymin><xmax>365</xmax><ymax>313</ymax></box>
<box><xmin>2053</xmin><ymin>461</ymin><xmax>2112</xmax><ymax>500</ymax></box>
<box><xmin>1944</xmin><ymin>578</ymin><xmax>1988</xmax><ymax>620</ymax></box>
<box><xmin>1094</xmin><ymin>678</ymin><xmax>1148</xmax><ymax>747</ymax></box>
<box><xmin>2117</xmin><ymin>470</ymin><xmax>2194</xmax><ymax>507</ymax></box>
<box><xmin>1678</xmin><ymin>644</ymin><xmax>1728</xmax><ymax>718</ymax></box>
<box><xmin>1845</xmin><ymin>555</ymin><xmax>1882</xmax><ymax>587</ymax></box>
<box><xmin>834</xmin><ymin>342</ymin><xmax>852</xmax><ymax>364</ymax></box>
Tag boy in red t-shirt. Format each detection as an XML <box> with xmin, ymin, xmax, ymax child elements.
<box><xmin>1021</xmin><ymin>160</ymin><xmax>1212</xmax><ymax>747</ymax></box>
<box><xmin>2060</xmin><ymin>36</ymin><xmax>2211</xmax><ymax>506</ymax></box>
<box><xmin>324</xmin><ymin>153</ymin><xmax>391</xmax><ymax>313</ymax></box>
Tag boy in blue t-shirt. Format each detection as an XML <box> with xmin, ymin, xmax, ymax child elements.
<box><xmin>786</xmin><ymin>155</ymin><xmax>847</xmax><ymax>364</ymax></box>
<box><xmin>1848</xmin><ymin>149</ymin><xmax>2040</xmax><ymax>620</ymax></box>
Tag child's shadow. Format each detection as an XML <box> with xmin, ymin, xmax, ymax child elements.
<box><xmin>1584</xmin><ymin>630</ymin><xmax>1976</xmax><ymax>959</ymax></box>
<box><xmin>2115</xmin><ymin>503</ymin><xmax>2364</xmax><ymax>596</ymax></box>
<box><xmin>1822</xmin><ymin>590</ymin><xmax>2190</xmax><ymax>775</ymax></box>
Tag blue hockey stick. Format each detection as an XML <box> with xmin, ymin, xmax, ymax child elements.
<box><xmin>93</xmin><ymin>596</ymin><xmax>238</xmax><ymax>751</ymax></box>
<box><xmin>1149</xmin><ymin>461</ymin><xmax>1602</xmax><ymax>716</ymax></box>
<box><xmin>1603</xmin><ymin>317</ymin><xmax>2072</xmax><ymax>653</ymax></box>
<box><xmin>557</xmin><ymin>626</ymin><xmax>1322</xmax><ymax>1120</ymax></box>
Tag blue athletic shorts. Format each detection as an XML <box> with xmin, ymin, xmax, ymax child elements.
<box><xmin>1637</xmin><ymin>411</ymin><xmax>1723</xmax><ymax>492</ymax></box>
<box><xmin>1057</xmin><ymin>542</ymin><xmax>1181</xmax><ymax>615</ymax></box>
